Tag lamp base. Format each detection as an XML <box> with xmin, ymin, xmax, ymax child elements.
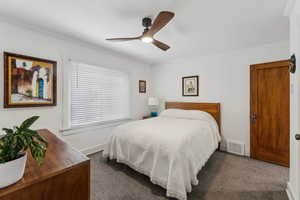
<box><xmin>151</xmin><ymin>112</ymin><xmax>158</xmax><ymax>117</ymax></box>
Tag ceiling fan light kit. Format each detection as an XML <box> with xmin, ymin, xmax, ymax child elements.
<box><xmin>106</xmin><ymin>11</ymin><xmax>174</xmax><ymax>51</ymax></box>
<box><xmin>141</xmin><ymin>36</ymin><xmax>153</xmax><ymax>43</ymax></box>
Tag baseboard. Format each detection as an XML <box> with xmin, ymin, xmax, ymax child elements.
<box><xmin>80</xmin><ymin>144</ymin><xmax>106</xmax><ymax>155</ymax></box>
<box><xmin>286</xmin><ymin>182</ymin><xmax>296</xmax><ymax>200</ymax></box>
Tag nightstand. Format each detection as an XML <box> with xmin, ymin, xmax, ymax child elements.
<box><xmin>143</xmin><ymin>115</ymin><xmax>156</xmax><ymax>120</ymax></box>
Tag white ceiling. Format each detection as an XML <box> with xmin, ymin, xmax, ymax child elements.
<box><xmin>0</xmin><ymin>0</ymin><xmax>289</xmax><ymax>64</ymax></box>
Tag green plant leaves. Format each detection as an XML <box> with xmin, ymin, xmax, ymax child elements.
<box><xmin>20</xmin><ymin>116</ymin><xmax>39</xmax><ymax>130</ymax></box>
<box><xmin>25</xmin><ymin>129</ymin><xmax>48</xmax><ymax>147</ymax></box>
<box><xmin>0</xmin><ymin>116</ymin><xmax>48</xmax><ymax>165</ymax></box>
<box><xmin>2</xmin><ymin>128</ymin><xmax>13</xmax><ymax>135</ymax></box>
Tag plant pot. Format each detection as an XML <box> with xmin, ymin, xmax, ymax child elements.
<box><xmin>0</xmin><ymin>152</ymin><xmax>27</xmax><ymax>189</ymax></box>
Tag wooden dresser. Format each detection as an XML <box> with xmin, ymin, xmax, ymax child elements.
<box><xmin>0</xmin><ymin>129</ymin><xmax>90</xmax><ymax>200</ymax></box>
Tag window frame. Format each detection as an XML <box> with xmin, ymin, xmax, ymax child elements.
<box><xmin>61</xmin><ymin>60</ymin><xmax>131</xmax><ymax>133</ymax></box>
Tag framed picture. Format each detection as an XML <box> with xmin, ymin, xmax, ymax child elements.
<box><xmin>182</xmin><ymin>76</ymin><xmax>199</xmax><ymax>96</ymax></box>
<box><xmin>4</xmin><ymin>52</ymin><xmax>57</xmax><ymax>108</ymax></box>
<box><xmin>139</xmin><ymin>80</ymin><xmax>146</xmax><ymax>93</ymax></box>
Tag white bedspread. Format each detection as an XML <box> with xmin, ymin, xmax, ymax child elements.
<box><xmin>103</xmin><ymin>116</ymin><xmax>220</xmax><ymax>200</ymax></box>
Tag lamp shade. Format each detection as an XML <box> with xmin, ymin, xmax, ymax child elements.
<box><xmin>148</xmin><ymin>97</ymin><xmax>159</xmax><ymax>106</ymax></box>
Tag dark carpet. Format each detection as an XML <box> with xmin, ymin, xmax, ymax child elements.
<box><xmin>89</xmin><ymin>151</ymin><xmax>288</xmax><ymax>200</ymax></box>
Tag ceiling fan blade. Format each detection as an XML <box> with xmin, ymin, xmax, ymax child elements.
<box><xmin>146</xmin><ymin>11</ymin><xmax>174</xmax><ymax>36</ymax></box>
<box><xmin>152</xmin><ymin>39</ymin><xmax>170</xmax><ymax>51</ymax></box>
<box><xmin>106</xmin><ymin>37</ymin><xmax>140</xmax><ymax>42</ymax></box>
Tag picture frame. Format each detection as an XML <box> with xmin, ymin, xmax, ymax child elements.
<box><xmin>4</xmin><ymin>52</ymin><xmax>57</xmax><ymax>108</ymax></box>
<box><xmin>182</xmin><ymin>76</ymin><xmax>199</xmax><ymax>96</ymax></box>
<box><xmin>139</xmin><ymin>80</ymin><xmax>146</xmax><ymax>93</ymax></box>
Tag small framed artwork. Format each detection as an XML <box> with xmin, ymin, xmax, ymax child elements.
<box><xmin>182</xmin><ymin>76</ymin><xmax>199</xmax><ymax>96</ymax></box>
<box><xmin>139</xmin><ymin>80</ymin><xmax>146</xmax><ymax>93</ymax></box>
<box><xmin>4</xmin><ymin>52</ymin><xmax>57</xmax><ymax>108</ymax></box>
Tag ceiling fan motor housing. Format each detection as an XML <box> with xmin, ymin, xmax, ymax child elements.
<box><xmin>142</xmin><ymin>17</ymin><xmax>152</xmax><ymax>34</ymax></box>
<box><xmin>142</xmin><ymin>17</ymin><xmax>152</xmax><ymax>28</ymax></box>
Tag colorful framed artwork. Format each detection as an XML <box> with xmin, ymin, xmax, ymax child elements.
<box><xmin>139</xmin><ymin>80</ymin><xmax>146</xmax><ymax>93</ymax></box>
<box><xmin>4</xmin><ymin>52</ymin><xmax>57</xmax><ymax>108</ymax></box>
<box><xmin>182</xmin><ymin>75</ymin><xmax>199</xmax><ymax>96</ymax></box>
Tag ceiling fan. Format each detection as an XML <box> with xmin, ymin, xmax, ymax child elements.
<box><xmin>106</xmin><ymin>11</ymin><xmax>175</xmax><ymax>51</ymax></box>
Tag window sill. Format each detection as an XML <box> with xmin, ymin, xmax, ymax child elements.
<box><xmin>60</xmin><ymin>118</ymin><xmax>132</xmax><ymax>136</ymax></box>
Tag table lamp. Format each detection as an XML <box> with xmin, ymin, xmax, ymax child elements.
<box><xmin>148</xmin><ymin>97</ymin><xmax>159</xmax><ymax>117</ymax></box>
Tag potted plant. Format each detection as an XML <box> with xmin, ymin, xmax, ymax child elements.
<box><xmin>0</xmin><ymin>116</ymin><xmax>48</xmax><ymax>188</ymax></box>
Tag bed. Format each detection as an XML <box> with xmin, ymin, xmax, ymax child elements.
<box><xmin>103</xmin><ymin>102</ymin><xmax>221</xmax><ymax>200</ymax></box>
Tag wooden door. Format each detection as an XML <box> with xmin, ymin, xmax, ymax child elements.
<box><xmin>250</xmin><ymin>60</ymin><xmax>290</xmax><ymax>167</ymax></box>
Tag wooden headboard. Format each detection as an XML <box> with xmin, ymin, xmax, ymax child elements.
<box><xmin>165</xmin><ymin>102</ymin><xmax>221</xmax><ymax>130</ymax></box>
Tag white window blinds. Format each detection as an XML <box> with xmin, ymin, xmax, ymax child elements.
<box><xmin>70</xmin><ymin>62</ymin><xmax>130</xmax><ymax>127</ymax></box>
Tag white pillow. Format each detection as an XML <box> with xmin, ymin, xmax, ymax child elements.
<box><xmin>159</xmin><ymin>109</ymin><xmax>214</xmax><ymax>121</ymax></box>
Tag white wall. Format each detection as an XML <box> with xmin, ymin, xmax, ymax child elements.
<box><xmin>0</xmin><ymin>18</ymin><xmax>290</xmax><ymax>158</ymax></box>
<box><xmin>152</xmin><ymin>41</ymin><xmax>289</xmax><ymax>156</ymax></box>
<box><xmin>0</xmin><ymin>20</ymin><xmax>152</xmax><ymax>153</ymax></box>
<box><xmin>288</xmin><ymin>13</ymin><xmax>300</xmax><ymax>200</ymax></box>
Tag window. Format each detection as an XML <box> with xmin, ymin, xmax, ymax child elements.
<box><xmin>70</xmin><ymin>62</ymin><xmax>130</xmax><ymax>127</ymax></box>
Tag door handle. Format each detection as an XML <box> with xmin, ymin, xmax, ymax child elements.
<box><xmin>250</xmin><ymin>113</ymin><xmax>257</xmax><ymax>122</ymax></box>
<box><xmin>295</xmin><ymin>134</ymin><xmax>300</xmax><ymax>140</ymax></box>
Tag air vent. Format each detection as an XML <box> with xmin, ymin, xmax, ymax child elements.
<box><xmin>227</xmin><ymin>140</ymin><xmax>245</xmax><ymax>156</ymax></box>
